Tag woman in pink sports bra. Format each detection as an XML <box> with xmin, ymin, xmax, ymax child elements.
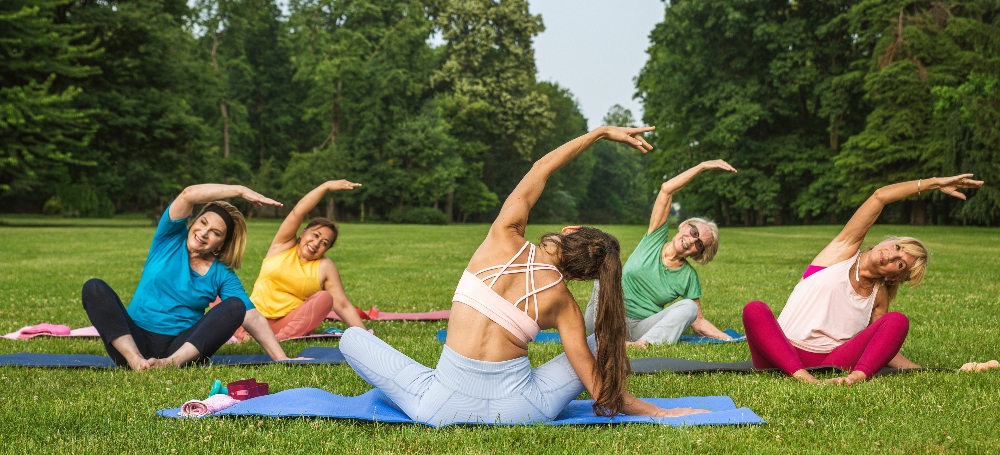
<box><xmin>340</xmin><ymin>126</ymin><xmax>708</xmax><ymax>425</ymax></box>
<box><xmin>742</xmin><ymin>174</ymin><xmax>984</xmax><ymax>385</ymax></box>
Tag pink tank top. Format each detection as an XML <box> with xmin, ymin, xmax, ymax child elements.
<box><xmin>452</xmin><ymin>242</ymin><xmax>563</xmax><ymax>343</ymax></box>
<box><xmin>777</xmin><ymin>252</ymin><xmax>879</xmax><ymax>353</ymax></box>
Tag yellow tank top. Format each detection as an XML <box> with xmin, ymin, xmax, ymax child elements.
<box><xmin>250</xmin><ymin>246</ymin><xmax>322</xmax><ymax>319</ymax></box>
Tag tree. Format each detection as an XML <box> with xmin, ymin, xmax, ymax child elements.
<box><xmin>0</xmin><ymin>0</ymin><xmax>98</xmax><ymax>210</ymax></box>
<box><xmin>432</xmin><ymin>0</ymin><xmax>554</xmax><ymax>220</ymax></box>
<box><xmin>57</xmin><ymin>0</ymin><xmax>214</xmax><ymax>212</ymax></box>
<box><xmin>577</xmin><ymin>105</ymin><xmax>651</xmax><ymax>224</ymax></box>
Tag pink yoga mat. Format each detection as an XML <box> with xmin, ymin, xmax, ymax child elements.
<box><xmin>3</xmin><ymin>324</ymin><xmax>100</xmax><ymax>340</ymax></box>
<box><xmin>326</xmin><ymin>307</ymin><xmax>450</xmax><ymax>321</ymax></box>
<box><xmin>179</xmin><ymin>394</ymin><xmax>240</xmax><ymax>417</ymax></box>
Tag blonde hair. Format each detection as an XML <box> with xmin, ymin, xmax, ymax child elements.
<box><xmin>871</xmin><ymin>236</ymin><xmax>928</xmax><ymax>303</ymax></box>
<box><xmin>191</xmin><ymin>201</ymin><xmax>247</xmax><ymax>270</ymax></box>
<box><xmin>682</xmin><ymin>217</ymin><xmax>719</xmax><ymax>265</ymax></box>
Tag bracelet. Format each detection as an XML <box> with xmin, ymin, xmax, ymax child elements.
<box><xmin>917</xmin><ymin>179</ymin><xmax>922</xmax><ymax>196</ymax></box>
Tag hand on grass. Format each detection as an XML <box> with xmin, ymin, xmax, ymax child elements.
<box><xmin>960</xmin><ymin>360</ymin><xmax>999</xmax><ymax>372</ymax></box>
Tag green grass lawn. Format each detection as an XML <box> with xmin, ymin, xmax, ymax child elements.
<box><xmin>0</xmin><ymin>218</ymin><xmax>998</xmax><ymax>453</ymax></box>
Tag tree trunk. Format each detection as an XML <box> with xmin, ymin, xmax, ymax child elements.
<box><xmin>829</xmin><ymin>210</ymin><xmax>838</xmax><ymax>224</ymax></box>
<box><xmin>910</xmin><ymin>200</ymin><xmax>926</xmax><ymax>225</ymax></box>
<box><xmin>326</xmin><ymin>197</ymin><xmax>335</xmax><ymax>221</ymax></box>
<box><xmin>210</xmin><ymin>31</ymin><xmax>230</xmax><ymax>160</ymax></box>
<box><xmin>714</xmin><ymin>201</ymin><xmax>722</xmax><ymax>225</ymax></box>
<box><xmin>773</xmin><ymin>208</ymin><xmax>783</xmax><ymax>226</ymax></box>
<box><xmin>445</xmin><ymin>190</ymin><xmax>454</xmax><ymax>223</ymax></box>
<box><xmin>804</xmin><ymin>211</ymin><xmax>812</xmax><ymax>225</ymax></box>
<box><xmin>723</xmin><ymin>201</ymin><xmax>731</xmax><ymax>226</ymax></box>
<box><xmin>742</xmin><ymin>209</ymin><xmax>751</xmax><ymax>227</ymax></box>
<box><xmin>360</xmin><ymin>202</ymin><xmax>365</xmax><ymax>223</ymax></box>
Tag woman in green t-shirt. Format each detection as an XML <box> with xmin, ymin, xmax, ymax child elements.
<box><xmin>585</xmin><ymin>160</ymin><xmax>736</xmax><ymax>348</ymax></box>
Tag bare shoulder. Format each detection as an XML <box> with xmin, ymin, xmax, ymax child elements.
<box><xmin>466</xmin><ymin>231</ymin><xmax>529</xmax><ymax>273</ymax></box>
<box><xmin>318</xmin><ymin>257</ymin><xmax>339</xmax><ymax>278</ymax></box>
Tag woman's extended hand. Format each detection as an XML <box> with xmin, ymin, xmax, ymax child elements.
<box><xmin>936</xmin><ymin>174</ymin><xmax>984</xmax><ymax>200</ymax></box>
<box><xmin>603</xmin><ymin>126</ymin><xmax>655</xmax><ymax>153</ymax></box>
<box><xmin>327</xmin><ymin>180</ymin><xmax>362</xmax><ymax>191</ymax></box>
<box><xmin>699</xmin><ymin>159</ymin><xmax>737</xmax><ymax>173</ymax></box>
<box><xmin>241</xmin><ymin>187</ymin><xmax>283</xmax><ymax>208</ymax></box>
<box><xmin>649</xmin><ymin>407</ymin><xmax>711</xmax><ymax>418</ymax></box>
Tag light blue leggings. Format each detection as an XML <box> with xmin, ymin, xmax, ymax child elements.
<box><xmin>340</xmin><ymin>327</ymin><xmax>597</xmax><ymax>427</ymax></box>
<box><xmin>585</xmin><ymin>280</ymin><xmax>698</xmax><ymax>344</ymax></box>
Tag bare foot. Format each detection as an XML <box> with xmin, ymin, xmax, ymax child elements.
<box><xmin>960</xmin><ymin>360</ymin><xmax>999</xmax><ymax>372</ymax></box>
<box><xmin>127</xmin><ymin>357</ymin><xmax>154</xmax><ymax>371</ymax></box>
<box><xmin>626</xmin><ymin>340</ymin><xmax>649</xmax><ymax>350</ymax></box>
<box><xmin>823</xmin><ymin>370</ymin><xmax>867</xmax><ymax>385</ymax></box>
<box><xmin>791</xmin><ymin>369</ymin><xmax>820</xmax><ymax>384</ymax></box>
<box><xmin>147</xmin><ymin>357</ymin><xmax>179</xmax><ymax>369</ymax></box>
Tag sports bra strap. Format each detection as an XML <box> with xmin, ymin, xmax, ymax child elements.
<box><xmin>471</xmin><ymin>241</ymin><xmax>562</xmax><ymax>322</ymax></box>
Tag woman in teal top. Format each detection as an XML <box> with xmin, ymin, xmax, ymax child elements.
<box><xmin>81</xmin><ymin>184</ymin><xmax>296</xmax><ymax>370</ymax></box>
<box><xmin>585</xmin><ymin>160</ymin><xmax>736</xmax><ymax>347</ymax></box>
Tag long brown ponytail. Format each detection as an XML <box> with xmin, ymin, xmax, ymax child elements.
<box><xmin>542</xmin><ymin>227</ymin><xmax>629</xmax><ymax>416</ymax></box>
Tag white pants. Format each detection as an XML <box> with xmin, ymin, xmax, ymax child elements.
<box><xmin>585</xmin><ymin>280</ymin><xmax>698</xmax><ymax>344</ymax></box>
<box><xmin>340</xmin><ymin>327</ymin><xmax>597</xmax><ymax>427</ymax></box>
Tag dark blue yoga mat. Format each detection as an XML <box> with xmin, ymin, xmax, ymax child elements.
<box><xmin>0</xmin><ymin>347</ymin><xmax>344</xmax><ymax>368</ymax></box>
<box><xmin>158</xmin><ymin>387</ymin><xmax>765</xmax><ymax>427</ymax></box>
<box><xmin>436</xmin><ymin>329</ymin><xmax>745</xmax><ymax>344</ymax></box>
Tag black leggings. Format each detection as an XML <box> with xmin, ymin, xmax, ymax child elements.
<box><xmin>81</xmin><ymin>278</ymin><xmax>245</xmax><ymax>367</ymax></box>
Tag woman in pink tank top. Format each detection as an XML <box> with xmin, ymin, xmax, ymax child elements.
<box><xmin>742</xmin><ymin>174</ymin><xmax>983</xmax><ymax>385</ymax></box>
<box><xmin>341</xmin><ymin>126</ymin><xmax>708</xmax><ymax>425</ymax></box>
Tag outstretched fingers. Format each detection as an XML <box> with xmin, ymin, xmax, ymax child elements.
<box><xmin>605</xmin><ymin>126</ymin><xmax>655</xmax><ymax>153</ymax></box>
<box><xmin>938</xmin><ymin>174</ymin><xmax>984</xmax><ymax>200</ymax></box>
<box><xmin>243</xmin><ymin>189</ymin><xmax>283</xmax><ymax>208</ymax></box>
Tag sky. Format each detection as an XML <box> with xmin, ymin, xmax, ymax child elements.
<box><xmin>528</xmin><ymin>0</ymin><xmax>667</xmax><ymax>128</ymax></box>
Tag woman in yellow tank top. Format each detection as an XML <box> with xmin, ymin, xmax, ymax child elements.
<box><xmin>233</xmin><ymin>180</ymin><xmax>367</xmax><ymax>341</ymax></box>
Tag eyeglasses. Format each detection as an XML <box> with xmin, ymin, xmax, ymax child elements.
<box><xmin>688</xmin><ymin>225</ymin><xmax>705</xmax><ymax>254</ymax></box>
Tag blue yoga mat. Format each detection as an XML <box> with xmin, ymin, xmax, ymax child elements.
<box><xmin>0</xmin><ymin>347</ymin><xmax>344</xmax><ymax>368</ymax></box>
<box><xmin>158</xmin><ymin>387</ymin><xmax>765</xmax><ymax>427</ymax></box>
<box><xmin>436</xmin><ymin>329</ymin><xmax>745</xmax><ymax>344</ymax></box>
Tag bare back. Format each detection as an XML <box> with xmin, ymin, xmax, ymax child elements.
<box><xmin>445</xmin><ymin>232</ymin><xmax>576</xmax><ymax>362</ymax></box>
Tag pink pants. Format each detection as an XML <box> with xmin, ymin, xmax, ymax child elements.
<box><xmin>233</xmin><ymin>291</ymin><xmax>334</xmax><ymax>342</ymax></box>
<box><xmin>741</xmin><ymin>300</ymin><xmax>909</xmax><ymax>378</ymax></box>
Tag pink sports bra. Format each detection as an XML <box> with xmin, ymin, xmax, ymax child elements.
<box><xmin>452</xmin><ymin>241</ymin><xmax>563</xmax><ymax>343</ymax></box>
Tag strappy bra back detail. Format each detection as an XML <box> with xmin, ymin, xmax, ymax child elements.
<box><xmin>452</xmin><ymin>242</ymin><xmax>563</xmax><ymax>343</ymax></box>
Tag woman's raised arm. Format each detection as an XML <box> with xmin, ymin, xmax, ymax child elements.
<box><xmin>268</xmin><ymin>180</ymin><xmax>361</xmax><ymax>255</ymax></box>
<box><xmin>812</xmin><ymin>174</ymin><xmax>983</xmax><ymax>266</ymax></box>
<box><xmin>647</xmin><ymin>160</ymin><xmax>736</xmax><ymax>234</ymax></box>
<box><xmin>490</xmin><ymin>126</ymin><xmax>654</xmax><ymax>240</ymax></box>
<box><xmin>168</xmin><ymin>184</ymin><xmax>282</xmax><ymax>221</ymax></box>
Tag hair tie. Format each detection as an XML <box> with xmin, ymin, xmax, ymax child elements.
<box><xmin>202</xmin><ymin>204</ymin><xmax>235</xmax><ymax>242</ymax></box>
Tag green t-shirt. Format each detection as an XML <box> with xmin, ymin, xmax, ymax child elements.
<box><xmin>621</xmin><ymin>223</ymin><xmax>702</xmax><ymax>320</ymax></box>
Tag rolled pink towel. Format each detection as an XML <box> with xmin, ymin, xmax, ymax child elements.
<box><xmin>179</xmin><ymin>394</ymin><xmax>240</xmax><ymax>417</ymax></box>
<box><xmin>3</xmin><ymin>323</ymin><xmax>72</xmax><ymax>339</ymax></box>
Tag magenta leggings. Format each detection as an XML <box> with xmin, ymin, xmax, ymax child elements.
<box><xmin>742</xmin><ymin>300</ymin><xmax>909</xmax><ymax>378</ymax></box>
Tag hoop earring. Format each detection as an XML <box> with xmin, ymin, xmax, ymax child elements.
<box><xmin>212</xmin><ymin>245</ymin><xmax>223</xmax><ymax>256</ymax></box>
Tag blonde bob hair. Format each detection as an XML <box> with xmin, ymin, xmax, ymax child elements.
<box><xmin>681</xmin><ymin>217</ymin><xmax>719</xmax><ymax>265</ymax></box>
<box><xmin>190</xmin><ymin>201</ymin><xmax>248</xmax><ymax>271</ymax></box>
<box><xmin>870</xmin><ymin>236</ymin><xmax>928</xmax><ymax>303</ymax></box>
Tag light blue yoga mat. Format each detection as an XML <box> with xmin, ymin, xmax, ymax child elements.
<box><xmin>0</xmin><ymin>347</ymin><xmax>345</xmax><ymax>368</ymax></box>
<box><xmin>679</xmin><ymin>329</ymin><xmax>746</xmax><ymax>344</ymax></box>
<box><xmin>436</xmin><ymin>329</ymin><xmax>745</xmax><ymax>344</ymax></box>
<box><xmin>157</xmin><ymin>387</ymin><xmax>765</xmax><ymax>427</ymax></box>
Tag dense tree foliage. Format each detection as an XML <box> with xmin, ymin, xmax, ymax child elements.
<box><xmin>639</xmin><ymin>0</ymin><xmax>1000</xmax><ymax>226</ymax></box>
<box><xmin>2</xmin><ymin>0</ymin><xmax>996</xmax><ymax>225</ymax></box>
